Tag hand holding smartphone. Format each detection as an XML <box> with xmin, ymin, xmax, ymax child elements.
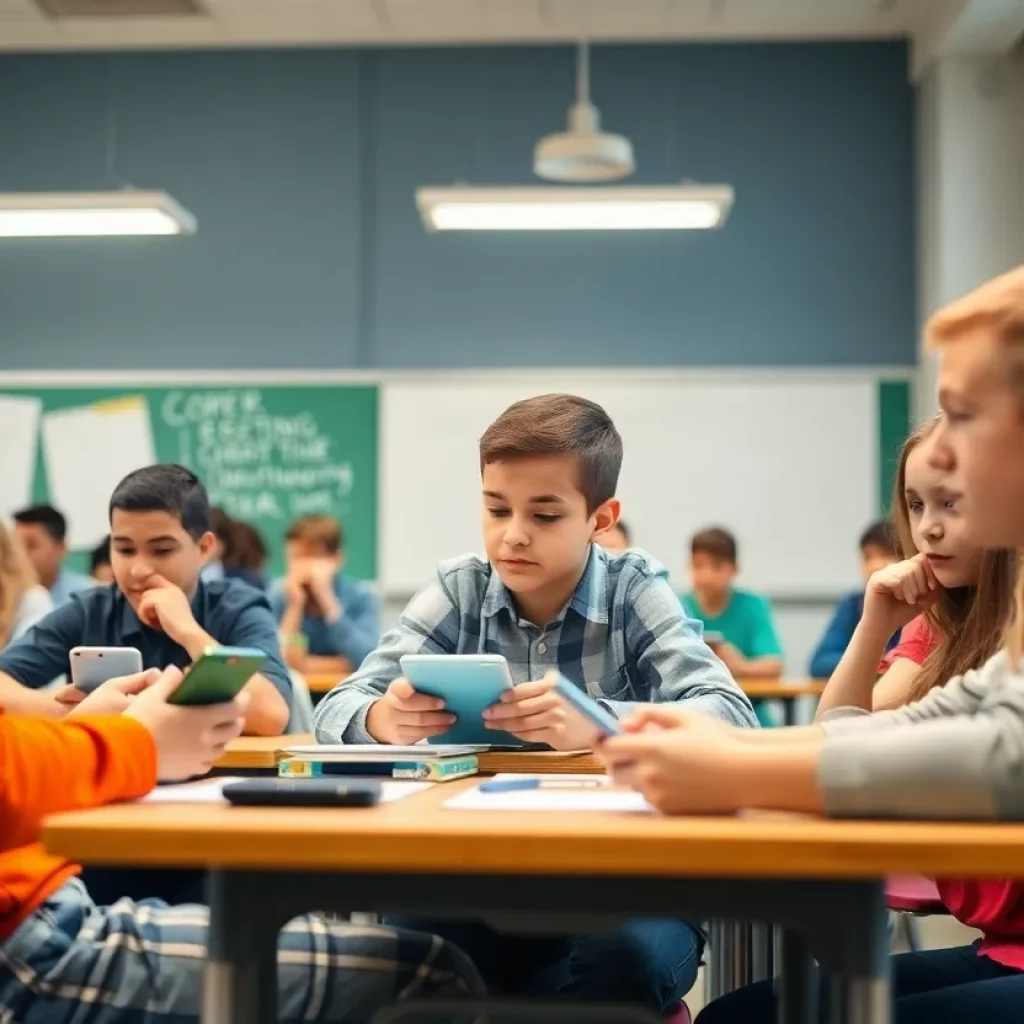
<box><xmin>168</xmin><ymin>646</ymin><xmax>267</xmax><ymax>706</ymax></box>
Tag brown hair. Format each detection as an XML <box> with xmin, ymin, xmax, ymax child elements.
<box><xmin>225</xmin><ymin>520</ymin><xmax>268</xmax><ymax>572</ymax></box>
<box><xmin>925</xmin><ymin>265</ymin><xmax>1024</xmax><ymax>665</ymax></box>
<box><xmin>0</xmin><ymin>520</ymin><xmax>37</xmax><ymax>647</ymax></box>
<box><xmin>479</xmin><ymin>394</ymin><xmax>622</xmax><ymax>513</ymax></box>
<box><xmin>286</xmin><ymin>514</ymin><xmax>344</xmax><ymax>555</ymax></box>
<box><xmin>890</xmin><ymin>417</ymin><xmax>1016</xmax><ymax>701</ymax></box>
<box><xmin>691</xmin><ymin>527</ymin><xmax>738</xmax><ymax>565</ymax></box>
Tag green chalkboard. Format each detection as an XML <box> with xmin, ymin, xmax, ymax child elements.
<box><xmin>1</xmin><ymin>385</ymin><xmax>378</xmax><ymax>580</ymax></box>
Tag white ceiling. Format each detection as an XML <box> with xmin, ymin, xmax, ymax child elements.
<box><xmin>0</xmin><ymin>0</ymin><xmax>1020</xmax><ymax>73</ymax></box>
<box><xmin>0</xmin><ymin>0</ymin><xmax>935</xmax><ymax>50</ymax></box>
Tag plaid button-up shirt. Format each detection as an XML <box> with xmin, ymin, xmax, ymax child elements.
<box><xmin>314</xmin><ymin>545</ymin><xmax>757</xmax><ymax>743</ymax></box>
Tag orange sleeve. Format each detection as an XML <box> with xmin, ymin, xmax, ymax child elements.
<box><xmin>0</xmin><ymin>710</ymin><xmax>157</xmax><ymax>852</ymax></box>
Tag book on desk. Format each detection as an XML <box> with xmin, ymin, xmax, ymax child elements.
<box><xmin>281</xmin><ymin>744</ymin><xmax>484</xmax><ymax>782</ymax></box>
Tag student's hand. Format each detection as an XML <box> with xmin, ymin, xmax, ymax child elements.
<box><xmin>285</xmin><ymin>567</ymin><xmax>310</xmax><ymax>609</ymax></box>
<box><xmin>306</xmin><ymin>560</ymin><xmax>342</xmax><ymax>617</ymax></box>
<box><xmin>862</xmin><ymin>554</ymin><xmax>941</xmax><ymax>636</ymax></box>
<box><xmin>125</xmin><ymin>666</ymin><xmax>249</xmax><ymax>781</ymax></box>
<box><xmin>598</xmin><ymin>722</ymin><xmax>747</xmax><ymax>815</ymax></box>
<box><xmin>136</xmin><ymin>574</ymin><xmax>202</xmax><ymax>645</ymax></box>
<box><xmin>619</xmin><ymin>704</ymin><xmax>737</xmax><ymax>737</ymax></box>
<box><xmin>365</xmin><ymin>679</ymin><xmax>457</xmax><ymax>744</ymax></box>
<box><xmin>482</xmin><ymin>673</ymin><xmax>600</xmax><ymax>751</ymax></box>
<box><xmin>63</xmin><ymin>668</ymin><xmax>162</xmax><ymax>717</ymax></box>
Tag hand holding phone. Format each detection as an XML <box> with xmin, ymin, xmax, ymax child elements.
<box><xmin>70</xmin><ymin>646</ymin><xmax>144</xmax><ymax>693</ymax></box>
<box><xmin>552</xmin><ymin>675</ymin><xmax>623</xmax><ymax>737</ymax></box>
<box><xmin>167</xmin><ymin>646</ymin><xmax>267</xmax><ymax>706</ymax></box>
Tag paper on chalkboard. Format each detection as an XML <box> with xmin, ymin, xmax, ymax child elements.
<box><xmin>42</xmin><ymin>397</ymin><xmax>157</xmax><ymax>549</ymax></box>
<box><xmin>0</xmin><ymin>395</ymin><xmax>41</xmax><ymax>521</ymax></box>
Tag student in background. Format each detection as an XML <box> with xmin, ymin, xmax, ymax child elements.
<box><xmin>815</xmin><ymin>418</ymin><xmax>1014</xmax><ymax>718</ymax></box>
<box><xmin>809</xmin><ymin>520</ymin><xmax>901</xmax><ymax>678</ymax></box>
<box><xmin>199</xmin><ymin>506</ymin><xmax>231</xmax><ymax>582</ymax></box>
<box><xmin>222</xmin><ymin>519</ymin><xmax>268</xmax><ymax>591</ymax></box>
<box><xmin>270</xmin><ymin>515</ymin><xmax>379</xmax><ymax>677</ymax></box>
<box><xmin>0</xmin><ymin>520</ymin><xmax>53</xmax><ymax>650</ymax></box>
<box><xmin>0</xmin><ymin>465</ymin><xmax>292</xmax><ymax>735</ymax></box>
<box><xmin>0</xmin><ymin>668</ymin><xmax>484</xmax><ymax>1024</ymax></box>
<box><xmin>682</xmin><ymin>527</ymin><xmax>784</xmax><ymax>680</ymax></box>
<box><xmin>315</xmin><ymin>394</ymin><xmax>755</xmax><ymax>1014</ymax></box>
<box><xmin>600</xmin><ymin>264</ymin><xmax>1024</xmax><ymax>1024</ymax></box>
<box><xmin>12</xmin><ymin>505</ymin><xmax>94</xmax><ymax>606</ymax></box>
<box><xmin>89</xmin><ymin>535</ymin><xmax>114</xmax><ymax>585</ymax></box>
<box><xmin>596</xmin><ymin>517</ymin><xmax>631</xmax><ymax>555</ymax></box>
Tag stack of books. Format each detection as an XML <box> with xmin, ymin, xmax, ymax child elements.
<box><xmin>280</xmin><ymin>744</ymin><xmax>488</xmax><ymax>782</ymax></box>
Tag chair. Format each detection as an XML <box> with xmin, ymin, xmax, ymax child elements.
<box><xmin>887</xmin><ymin>875</ymin><xmax>945</xmax><ymax>951</ymax></box>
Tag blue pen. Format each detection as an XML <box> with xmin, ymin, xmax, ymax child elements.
<box><xmin>479</xmin><ymin>777</ymin><xmax>603</xmax><ymax>793</ymax></box>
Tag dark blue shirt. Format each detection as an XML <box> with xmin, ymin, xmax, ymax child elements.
<box><xmin>0</xmin><ymin>578</ymin><xmax>293</xmax><ymax>708</ymax></box>
<box><xmin>808</xmin><ymin>591</ymin><xmax>900</xmax><ymax>679</ymax></box>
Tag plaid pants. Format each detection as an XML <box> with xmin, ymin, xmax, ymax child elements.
<box><xmin>1</xmin><ymin>879</ymin><xmax>485</xmax><ymax>1023</ymax></box>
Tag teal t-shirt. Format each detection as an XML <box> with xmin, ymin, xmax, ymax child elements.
<box><xmin>680</xmin><ymin>589</ymin><xmax>783</xmax><ymax>659</ymax></box>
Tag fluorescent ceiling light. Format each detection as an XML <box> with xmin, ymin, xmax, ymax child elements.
<box><xmin>416</xmin><ymin>185</ymin><xmax>733</xmax><ymax>232</ymax></box>
<box><xmin>0</xmin><ymin>191</ymin><xmax>197</xmax><ymax>238</ymax></box>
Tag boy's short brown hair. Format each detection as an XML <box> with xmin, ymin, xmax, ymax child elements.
<box><xmin>285</xmin><ymin>514</ymin><xmax>344</xmax><ymax>555</ymax></box>
<box><xmin>691</xmin><ymin>527</ymin><xmax>738</xmax><ymax>565</ymax></box>
<box><xmin>479</xmin><ymin>394</ymin><xmax>623</xmax><ymax>513</ymax></box>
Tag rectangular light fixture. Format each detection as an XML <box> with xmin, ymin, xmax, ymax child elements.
<box><xmin>416</xmin><ymin>185</ymin><xmax>733</xmax><ymax>232</ymax></box>
<box><xmin>0</xmin><ymin>191</ymin><xmax>197</xmax><ymax>238</ymax></box>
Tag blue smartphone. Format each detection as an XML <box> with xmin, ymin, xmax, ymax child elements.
<box><xmin>399</xmin><ymin>654</ymin><xmax>521</xmax><ymax>746</ymax></box>
<box><xmin>553</xmin><ymin>675</ymin><xmax>622</xmax><ymax>736</ymax></box>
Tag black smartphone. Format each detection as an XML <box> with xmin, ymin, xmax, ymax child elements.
<box><xmin>222</xmin><ymin>779</ymin><xmax>382</xmax><ymax>808</ymax></box>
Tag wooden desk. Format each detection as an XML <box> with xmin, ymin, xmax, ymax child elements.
<box><xmin>306</xmin><ymin>673</ymin><xmax>342</xmax><ymax>695</ymax></box>
<box><xmin>215</xmin><ymin>733</ymin><xmax>313</xmax><ymax>770</ymax></box>
<box><xmin>44</xmin><ymin>781</ymin><xmax>1024</xmax><ymax>1024</ymax></box>
<box><xmin>741</xmin><ymin>679</ymin><xmax>826</xmax><ymax>726</ymax></box>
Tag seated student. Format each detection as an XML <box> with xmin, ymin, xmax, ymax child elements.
<box><xmin>223</xmin><ymin>518</ymin><xmax>269</xmax><ymax>591</ymax></box>
<box><xmin>13</xmin><ymin>504</ymin><xmax>94</xmax><ymax>606</ymax></box>
<box><xmin>815</xmin><ymin>418</ymin><xmax>1014</xmax><ymax>718</ymax></box>
<box><xmin>0</xmin><ymin>464</ymin><xmax>292</xmax><ymax>736</ymax></box>
<box><xmin>269</xmin><ymin>515</ymin><xmax>379</xmax><ymax>676</ymax></box>
<box><xmin>681</xmin><ymin>527</ymin><xmax>784</xmax><ymax>680</ymax></box>
<box><xmin>314</xmin><ymin>393</ymin><xmax>756</xmax><ymax>1014</ymax></box>
<box><xmin>199</xmin><ymin>506</ymin><xmax>231</xmax><ymax>582</ymax></box>
<box><xmin>808</xmin><ymin>519</ymin><xmax>901</xmax><ymax>678</ymax></box>
<box><xmin>0</xmin><ymin>520</ymin><xmax>53</xmax><ymax>650</ymax></box>
<box><xmin>596</xmin><ymin>517</ymin><xmax>632</xmax><ymax>554</ymax></box>
<box><xmin>0</xmin><ymin>668</ymin><xmax>484</xmax><ymax>1024</ymax></box>
<box><xmin>600</xmin><ymin>265</ymin><xmax>1024</xmax><ymax>1024</ymax></box>
<box><xmin>89</xmin><ymin>535</ymin><xmax>115</xmax><ymax>585</ymax></box>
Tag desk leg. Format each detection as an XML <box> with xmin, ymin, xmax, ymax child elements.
<box><xmin>819</xmin><ymin>882</ymin><xmax>891</xmax><ymax>1024</ymax></box>
<box><xmin>777</xmin><ymin>928</ymin><xmax>814</xmax><ymax>1024</ymax></box>
<box><xmin>203</xmin><ymin>871</ymin><xmax>278</xmax><ymax>1024</ymax></box>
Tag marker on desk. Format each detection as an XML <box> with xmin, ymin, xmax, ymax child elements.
<box><xmin>479</xmin><ymin>777</ymin><xmax>604</xmax><ymax>793</ymax></box>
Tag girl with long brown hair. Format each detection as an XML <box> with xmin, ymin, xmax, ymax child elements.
<box><xmin>815</xmin><ymin>414</ymin><xmax>1016</xmax><ymax>717</ymax></box>
<box><xmin>0</xmin><ymin>519</ymin><xmax>52</xmax><ymax>649</ymax></box>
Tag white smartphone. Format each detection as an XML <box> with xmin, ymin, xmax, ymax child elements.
<box><xmin>70</xmin><ymin>646</ymin><xmax>143</xmax><ymax>693</ymax></box>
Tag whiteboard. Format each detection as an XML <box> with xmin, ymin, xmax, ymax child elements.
<box><xmin>381</xmin><ymin>373</ymin><xmax>879</xmax><ymax>598</ymax></box>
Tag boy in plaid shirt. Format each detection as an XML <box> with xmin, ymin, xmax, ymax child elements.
<box><xmin>315</xmin><ymin>393</ymin><xmax>756</xmax><ymax>1013</ymax></box>
<box><xmin>0</xmin><ymin>667</ymin><xmax>482</xmax><ymax>1022</ymax></box>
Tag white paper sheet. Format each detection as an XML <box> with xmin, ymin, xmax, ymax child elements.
<box><xmin>41</xmin><ymin>397</ymin><xmax>157</xmax><ymax>549</ymax></box>
<box><xmin>0</xmin><ymin>394</ymin><xmax>41</xmax><ymax>520</ymax></box>
<box><xmin>139</xmin><ymin>778</ymin><xmax>432</xmax><ymax>805</ymax></box>
<box><xmin>445</xmin><ymin>774</ymin><xmax>652</xmax><ymax>813</ymax></box>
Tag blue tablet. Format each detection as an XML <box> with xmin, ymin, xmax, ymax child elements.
<box><xmin>399</xmin><ymin>654</ymin><xmax>522</xmax><ymax>746</ymax></box>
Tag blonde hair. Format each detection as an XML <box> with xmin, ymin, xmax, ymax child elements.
<box><xmin>925</xmin><ymin>265</ymin><xmax>1024</xmax><ymax>664</ymax></box>
<box><xmin>890</xmin><ymin>418</ymin><xmax>1016</xmax><ymax>701</ymax></box>
<box><xmin>0</xmin><ymin>520</ymin><xmax>37</xmax><ymax>647</ymax></box>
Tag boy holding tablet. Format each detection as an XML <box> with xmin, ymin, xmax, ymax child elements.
<box><xmin>314</xmin><ymin>393</ymin><xmax>756</xmax><ymax>1012</ymax></box>
<box><xmin>0</xmin><ymin>464</ymin><xmax>292</xmax><ymax>737</ymax></box>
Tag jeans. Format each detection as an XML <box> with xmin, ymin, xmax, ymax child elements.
<box><xmin>386</xmin><ymin>915</ymin><xmax>703</xmax><ymax>1012</ymax></box>
<box><xmin>696</xmin><ymin>943</ymin><xmax>1024</xmax><ymax>1024</ymax></box>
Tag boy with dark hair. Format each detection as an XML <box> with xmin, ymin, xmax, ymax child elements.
<box><xmin>809</xmin><ymin>519</ymin><xmax>901</xmax><ymax>678</ymax></box>
<box><xmin>13</xmin><ymin>504</ymin><xmax>94</xmax><ymax>605</ymax></box>
<box><xmin>89</xmin><ymin>535</ymin><xmax>114</xmax><ymax>584</ymax></box>
<box><xmin>315</xmin><ymin>393</ymin><xmax>755</xmax><ymax>1013</ymax></box>
<box><xmin>0</xmin><ymin>464</ymin><xmax>292</xmax><ymax>736</ymax></box>
<box><xmin>269</xmin><ymin>514</ymin><xmax>380</xmax><ymax>675</ymax></box>
<box><xmin>0</xmin><ymin>669</ymin><xmax>483</xmax><ymax>1023</ymax></box>
<box><xmin>682</xmin><ymin>526</ymin><xmax>784</xmax><ymax>681</ymax></box>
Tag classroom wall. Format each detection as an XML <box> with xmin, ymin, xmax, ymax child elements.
<box><xmin>0</xmin><ymin>42</ymin><xmax>915</xmax><ymax>371</ymax></box>
<box><xmin>916</xmin><ymin>47</ymin><xmax>1024</xmax><ymax>418</ymax></box>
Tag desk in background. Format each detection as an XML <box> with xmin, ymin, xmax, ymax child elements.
<box><xmin>45</xmin><ymin>778</ymin><xmax>1023</xmax><ymax>1024</ymax></box>
<box><xmin>741</xmin><ymin>679</ymin><xmax>826</xmax><ymax>726</ymax></box>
